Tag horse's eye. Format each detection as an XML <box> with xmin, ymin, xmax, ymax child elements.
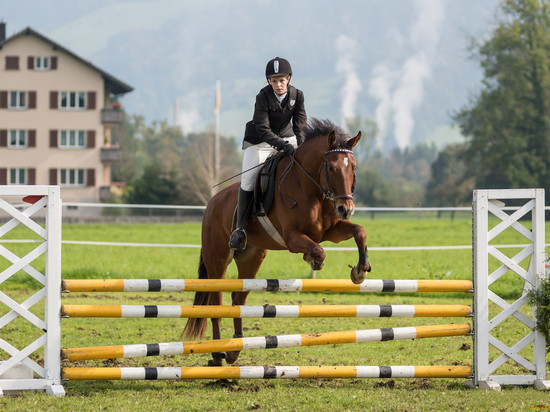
<box><xmin>328</xmin><ymin>166</ymin><xmax>334</xmax><ymax>172</ymax></box>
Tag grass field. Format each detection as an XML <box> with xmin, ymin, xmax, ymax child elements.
<box><xmin>1</xmin><ymin>215</ymin><xmax>549</xmax><ymax>411</ymax></box>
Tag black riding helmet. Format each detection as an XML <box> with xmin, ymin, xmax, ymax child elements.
<box><xmin>265</xmin><ymin>57</ymin><xmax>292</xmax><ymax>79</ymax></box>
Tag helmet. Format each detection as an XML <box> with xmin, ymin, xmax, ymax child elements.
<box><xmin>265</xmin><ymin>57</ymin><xmax>292</xmax><ymax>78</ymax></box>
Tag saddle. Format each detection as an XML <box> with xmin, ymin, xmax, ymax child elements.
<box><xmin>251</xmin><ymin>153</ymin><xmax>287</xmax><ymax>247</ymax></box>
<box><xmin>253</xmin><ymin>152</ymin><xmax>283</xmax><ymax>217</ymax></box>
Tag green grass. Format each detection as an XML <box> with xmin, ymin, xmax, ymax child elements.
<box><xmin>0</xmin><ymin>217</ymin><xmax>549</xmax><ymax>411</ymax></box>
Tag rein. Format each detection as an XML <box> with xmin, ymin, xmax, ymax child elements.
<box><xmin>277</xmin><ymin>148</ymin><xmax>355</xmax><ymax>209</ymax></box>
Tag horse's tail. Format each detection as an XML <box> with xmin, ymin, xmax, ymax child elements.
<box><xmin>183</xmin><ymin>250</ymin><xmax>209</xmax><ymax>339</ymax></box>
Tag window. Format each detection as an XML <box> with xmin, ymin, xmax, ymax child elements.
<box><xmin>5</xmin><ymin>56</ymin><xmax>19</xmax><ymax>70</ymax></box>
<box><xmin>60</xmin><ymin>130</ymin><xmax>86</xmax><ymax>148</ymax></box>
<box><xmin>9</xmin><ymin>168</ymin><xmax>27</xmax><ymax>184</ymax></box>
<box><xmin>9</xmin><ymin>91</ymin><xmax>27</xmax><ymax>109</ymax></box>
<box><xmin>60</xmin><ymin>168</ymin><xmax>86</xmax><ymax>187</ymax></box>
<box><xmin>35</xmin><ymin>57</ymin><xmax>50</xmax><ymax>70</ymax></box>
<box><xmin>60</xmin><ymin>91</ymin><xmax>86</xmax><ymax>110</ymax></box>
<box><xmin>9</xmin><ymin>130</ymin><xmax>27</xmax><ymax>148</ymax></box>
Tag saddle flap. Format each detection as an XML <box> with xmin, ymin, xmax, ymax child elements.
<box><xmin>253</xmin><ymin>152</ymin><xmax>283</xmax><ymax>217</ymax></box>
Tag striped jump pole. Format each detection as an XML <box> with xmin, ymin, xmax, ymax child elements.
<box><xmin>61</xmin><ymin>304</ymin><xmax>472</xmax><ymax>319</ymax></box>
<box><xmin>62</xmin><ymin>278</ymin><xmax>473</xmax><ymax>293</ymax></box>
<box><xmin>61</xmin><ymin>323</ymin><xmax>471</xmax><ymax>361</ymax></box>
<box><xmin>62</xmin><ymin>365</ymin><xmax>473</xmax><ymax>380</ymax></box>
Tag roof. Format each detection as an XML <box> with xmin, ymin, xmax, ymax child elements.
<box><xmin>0</xmin><ymin>26</ymin><xmax>134</xmax><ymax>95</ymax></box>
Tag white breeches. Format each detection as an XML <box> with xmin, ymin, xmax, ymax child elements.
<box><xmin>240</xmin><ymin>136</ymin><xmax>297</xmax><ymax>191</ymax></box>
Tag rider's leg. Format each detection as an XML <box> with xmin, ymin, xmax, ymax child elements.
<box><xmin>228</xmin><ymin>188</ymin><xmax>254</xmax><ymax>250</ymax></box>
<box><xmin>229</xmin><ymin>142</ymin><xmax>276</xmax><ymax>250</ymax></box>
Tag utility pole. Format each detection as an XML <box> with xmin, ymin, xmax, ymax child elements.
<box><xmin>212</xmin><ymin>79</ymin><xmax>221</xmax><ymax>196</ymax></box>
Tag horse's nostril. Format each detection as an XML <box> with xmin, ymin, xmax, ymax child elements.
<box><xmin>338</xmin><ymin>205</ymin><xmax>347</xmax><ymax>216</ymax></box>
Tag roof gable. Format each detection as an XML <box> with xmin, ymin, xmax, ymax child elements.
<box><xmin>0</xmin><ymin>26</ymin><xmax>133</xmax><ymax>96</ymax></box>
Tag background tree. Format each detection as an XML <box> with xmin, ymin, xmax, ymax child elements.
<box><xmin>179</xmin><ymin>130</ymin><xmax>241</xmax><ymax>205</ymax></box>
<box><xmin>113</xmin><ymin>114</ymin><xmax>240</xmax><ymax>205</ymax></box>
<box><xmin>124</xmin><ymin>162</ymin><xmax>180</xmax><ymax>205</ymax></box>
<box><xmin>425</xmin><ymin>143</ymin><xmax>475</xmax><ymax>206</ymax></box>
<box><xmin>454</xmin><ymin>0</ymin><xmax>550</xmax><ymax>201</ymax></box>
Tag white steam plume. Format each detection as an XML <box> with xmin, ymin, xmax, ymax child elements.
<box><xmin>368</xmin><ymin>0</ymin><xmax>445</xmax><ymax>149</ymax></box>
<box><xmin>368</xmin><ymin>64</ymin><xmax>396</xmax><ymax>148</ymax></box>
<box><xmin>335</xmin><ymin>34</ymin><xmax>362</xmax><ymax>129</ymax></box>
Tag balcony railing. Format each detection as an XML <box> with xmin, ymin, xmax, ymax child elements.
<box><xmin>100</xmin><ymin>146</ymin><xmax>121</xmax><ymax>162</ymax></box>
<box><xmin>101</xmin><ymin>108</ymin><xmax>124</xmax><ymax>124</ymax></box>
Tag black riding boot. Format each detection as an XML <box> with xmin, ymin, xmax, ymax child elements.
<box><xmin>228</xmin><ymin>189</ymin><xmax>254</xmax><ymax>251</ymax></box>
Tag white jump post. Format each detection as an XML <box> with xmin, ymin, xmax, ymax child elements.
<box><xmin>472</xmin><ymin>189</ymin><xmax>549</xmax><ymax>391</ymax></box>
<box><xmin>0</xmin><ymin>186</ymin><xmax>64</xmax><ymax>396</ymax></box>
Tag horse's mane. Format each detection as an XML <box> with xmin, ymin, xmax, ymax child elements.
<box><xmin>303</xmin><ymin>118</ymin><xmax>352</xmax><ymax>148</ymax></box>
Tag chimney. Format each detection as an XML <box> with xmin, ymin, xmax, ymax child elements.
<box><xmin>0</xmin><ymin>21</ymin><xmax>5</xmax><ymax>43</ymax></box>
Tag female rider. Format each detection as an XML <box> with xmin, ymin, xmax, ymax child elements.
<box><xmin>229</xmin><ymin>57</ymin><xmax>307</xmax><ymax>250</ymax></box>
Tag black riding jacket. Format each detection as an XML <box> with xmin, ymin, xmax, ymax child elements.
<box><xmin>243</xmin><ymin>84</ymin><xmax>307</xmax><ymax>150</ymax></box>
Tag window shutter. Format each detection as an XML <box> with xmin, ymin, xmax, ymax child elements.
<box><xmin>0</xmin><ymin>130</ymin><xmax>6</xmax><ymax>147</ymax></box>
<box><xmin>0</xmin><ymin>91</ymin><xmax>7</xmax><ymax>109</ymax></box>
<box><xmin>5</xmin><ymin>56</ymin><xmax>19</xmax><ymax>70</ymax></box>
<box><xmin>28</xmin><ymin>91</ymin><xmax>37</xmax><ymax>109</ymax></box>
<box><xmin>51</xmin><ymin>56</ymin><xmax>57</xmax><ymax>70</ymax></box>
<box><xmin>86</xmin><ymin>169</ymin><xmax>95</xmax><ymax>187</ymax></box>
<box><xmin>50</xmin><ymin>91</ymin><xmax>58</xmax><ymax>109</ymax></box>
<box><xmin>86</xmin><ymin>130</ymin><xmax>96</xmax><ymax>148</ymax></box>
<box><xmin>28</xmin><ymin>130</ymin><xmax>36</xmax><ymax>147</ymax></box>
<box><xmin>27</xmin><ymin>56</ymin><xmax>34</xmax><ymax>70</ymax></box>
<box><xmin>0</xmin><ymin>168</ymin><xmax>6</xmax><ymax>185</ymax></box>
<box><xmin>28</xmin><ymin>168</ymin><xmax>36</xmax><ymax>185</ymax></box>
<box><xmin>49</xmin><ymin>169</ymin><xmax>57</xmax><ymax>185</ymax></box>
<box><xmin>49</xmin><ymin>130</ymin><xmax>58</xmax><ymax>148</ymax></box>
<box><xmin>87</xmin><ymin>91</ymin><xmax>96</xmax><ymax>110</ymax></box>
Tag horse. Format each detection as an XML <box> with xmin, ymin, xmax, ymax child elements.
<box><xmin>183</xmin><ymin>118</ymin><xmax>372</xmax><ymax>366</ymax></box>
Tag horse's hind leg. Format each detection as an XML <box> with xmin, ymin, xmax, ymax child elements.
<box><xmin>207</xmin><ymin>290</ymin><xmax>225</xmax><ymax>367</ymax></box>
<box><xmin>202</xmin><ymin>249</ymin><xmax>233</xmax><ymax>367</ymax></box>
<box><xmin>225</xmin><ymin>247</ymin><xmax>267</xmax><ymax>364</ymax></box>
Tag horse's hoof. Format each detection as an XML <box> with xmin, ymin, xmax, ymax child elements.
<box><xmin>208</xmin><ymin>352</ymin><xmax>226</xmax><ymax>367</ymax></box>
<box><xmin>350</xmin><ymin>265</ymin><xmax>367</xmax><ymax>284</ymax></box>
<box><xmin>225</xmin><ymin>350</ymin><xmax>241</xmax><ymax>364</ymax></box>
<box><xmin>207</xmin><ymin>358</ymin><xmax>223</xmax><ymax>367</ymax></box>
<box><xmin>311</xmin><ymin>260</ymin><xmax>324</xmax><ymax>271</ymax></box>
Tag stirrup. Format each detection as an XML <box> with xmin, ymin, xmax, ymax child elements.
<box><xmin>229</xmin><ymin>228</ymin><xmax>247</xmax><ymax>251</ymax></box>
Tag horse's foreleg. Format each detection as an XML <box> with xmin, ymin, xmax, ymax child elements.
<box><xmin>287</xmin><ymin>232</ymin><xmax>326</xmax><ymax>271</ymax></box>
<box><xmin>207</xmin><ymin>291</ymin><xmax>225</xmax><ymax>367</ymax></box>
<box><xmin>322</xmin><ymin>221</ymin><xmax>371</xmax><ymax>284</ymax></box>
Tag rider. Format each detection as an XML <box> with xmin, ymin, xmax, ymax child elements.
<box><xmin>228</xmin><ymin>57</ymin><xmax>307</xmax><ymax>251</ymax></box>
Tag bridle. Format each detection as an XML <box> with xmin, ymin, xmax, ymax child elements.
<box><xmin>319</xmin><ymin>148</ymin><xmax>356</xmax><ymax>202</ymax></box>
<box><xmin>278</xmin><ymin>148</ymin><xmax>356</xmax><ymax>208</ymax></box>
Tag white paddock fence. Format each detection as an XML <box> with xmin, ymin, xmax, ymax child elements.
<box><xmin>0</xmin><ymin>186</ymin><xmax>548</xmax><ymax>395</ymax></box>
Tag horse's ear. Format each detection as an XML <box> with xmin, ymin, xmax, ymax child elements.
<box><xmin>328</xmin><ymin>131</ymin><xmax>336</xmax><ymax>148</ymax></box>
<box><xmin>347</xmin><ymin>131</ymin><xmax>362</xmax><ymax>149</ymax></box>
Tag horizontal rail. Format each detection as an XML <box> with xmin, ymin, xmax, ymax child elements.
<box><xmin>61</xmin><ymin>323</ymin><xmax>471</xmax><ymax>361</ymax></box>
<box><xmin>61</xmin><ymin>365</ymin><xmax>473</xmax><ymax>380</ymax></box>
<box><xmin>62</xmin><ymin>279</ymin><xmax>474</xmax><ymax>293</ymax></box>
<box><xmin>3</xmin><ymin>239</ymin><xmax>542</xmax><ymax>252</ymax></box>
<box><xmin>61</xmin><ymin>304</ymin><xmax>472</xmax><ymax>319</ymax></box>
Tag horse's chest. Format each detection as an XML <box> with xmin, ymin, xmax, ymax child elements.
<box><xmin>308</xmin><ymin>212</ymin><xmax>338</xmax><ymax>237</ymax></box>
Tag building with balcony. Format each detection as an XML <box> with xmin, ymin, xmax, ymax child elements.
<box><xmin>0</xmin><ymin>22</ymin><xmax>133</xmax><ymax>202</ymax></box>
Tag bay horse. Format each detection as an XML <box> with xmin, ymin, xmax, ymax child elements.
<box><xmin>184</xmin><ymin>118</ymin><xmax>371</xmax><ymax>366</ymax></box>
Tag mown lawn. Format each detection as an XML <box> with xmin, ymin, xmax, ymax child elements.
<box><xmin>0</xmin><ymin>216</ymin><xmax>549</xmax><ymax>411</ymax></box>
